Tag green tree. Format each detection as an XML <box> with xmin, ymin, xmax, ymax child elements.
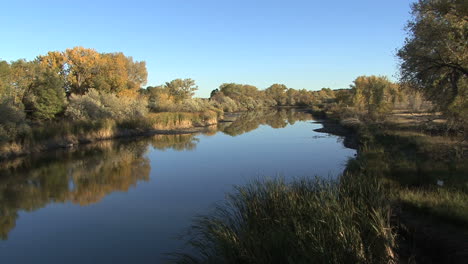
<box><xmin>0</xmin><ymin>60</ymin><xmax>10</xmax><ymax>98</ymax></box>
<box><xmin>397</xmin><ymin>0</ymin><xmax>467</xmax><ymax>123</ymax></box>
<box><xmin>210</xmin><ymin>88</ymin><xmax>220</xmax><ymax>98</ymax></box>
<box><xmin>265</xmin><ymin>84</ymin><xmax>288</xmax><ymax>105</ymax></box>
<box><xmin>351</xmin><ymin>76</ymin><xmax>399</xmax><ymax>120</ymax></box>
<box><xmin>165</xmin><ymin>78</ymin><xmax>198</xmax><ymax>102</ymax></box>
<box><xmin>27</xmin><ymin>71</ymin><xmax>67</xmax><ymax>120</ymax></box>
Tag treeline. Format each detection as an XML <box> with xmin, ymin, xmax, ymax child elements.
<box><xmin>0</xmin><ymin>46</ymin><xmax>342</xmax><ymax>155</ymax></box>
<box><xmin>2</xmin><ymin>0</ymin><xmax>467</xmax><ymax>156</ymax></box>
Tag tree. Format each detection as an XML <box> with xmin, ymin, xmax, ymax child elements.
<box><xmin>26</xmin><ymin>71</ymin><xmax>67</xmax><ymax>120</ymax></box>
<box><xmin>165</xmin><ymin>78</ymin><xmax>198</xmax><ymax>102</ymax></box>
<box><xmin>64</xmin><ymin>47</ymin><xmax>102</xmax><ymax>94</ymax></box>
<box><xmin>10</xmin><ymin>59</ymin><xmax>40</xmax><ymax>104</ymax></box>
<box><xmin>265</xmin><ymin>84</ymin><xmax>288</xmax><ymax>105</ymax></box>
<box><xmin>37</xmin><ymin>47</ymin><xmax>148</xmax><ymax>95</ymax></box>
<box><xmin>210</xmin><ymin>88</ymin><xmax>220</xmax><ymax>98</ymax></box>
<box><xmin>350</xmin><ymin>76</ymin><xmax>399</xmax><ymax>120</ymax></box>
<box><xmin>397</xmin><ymin>0</ymin><xmax>467</xmax><ymax>122</ymax></box>
<box><xmin>0</xmin><ymin>60</ymin><xmax>10</xmax><ymax>98</ymax></box>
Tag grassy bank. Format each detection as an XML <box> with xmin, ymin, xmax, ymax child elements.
<box><xmin>175</xmin><ymin>175</ymin><xmax>395</xmax><ymax>264</ymax></box>
<box><xmin>174</xmin><ymin>109</ymin><xmax>467</xmax><ymax>263</ymax></box>
<box><xmin>317</xmin><ymin>109</ymin><xmax>468</xmax><ymax>262</ymax></box>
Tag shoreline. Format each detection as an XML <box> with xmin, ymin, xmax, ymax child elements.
<box><xmin>0</xmin><ymin>108</ymin><xmax>311</xmax><ymax>162</ymax></box>
<box><xmin>0</xmin><ymin>123</ymin><xmax>218</xmax><ymax>162</ymax></box>
<box><xmin>312</xmin><ymin>110</ymin><xmax>468</xmax><ymax>263</ymax></box>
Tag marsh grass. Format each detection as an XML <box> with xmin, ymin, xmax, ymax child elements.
<box><xmin>173</xmin><ymin>175</ymin><xmax>396</xmax><ymax>264</ymax></box>
<box><xmin>399</xmin><ymin>188</ymin><xmax>468</xmax><ymax>228</ymax></box>
<box><xmin>348</xmin><ymin>124</ymin><xmax>468</xmax><ymax>227</ymax></box>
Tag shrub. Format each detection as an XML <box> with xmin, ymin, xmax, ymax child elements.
<box><xmin>66</xmin><ymin>89</ymin><xmax>148</xmax><ymax>121</ymax></box>
<box><xmin>0</xmin><ymin>98</ymin><xmax>30</xmax><ymax>143</ymax></box>
<box><xmin>210</xmin><ymin>94</ymin><xmax>239</xmax><ymax>112</ymax></box>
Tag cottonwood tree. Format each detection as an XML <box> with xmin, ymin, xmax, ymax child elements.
<box><xmin>397</xmin><ymin>0</ymin><xmax>467</xmax><ymax>123</ymax></box>
<box><xmin>351</xmin><ymin>76</ymin><xmax>399</xmax><ymax>120</ymax></box>
<box><xmin>37</xmin><ymin>47</ymin><xmax>148</xmax><ymax>95</ymax></box>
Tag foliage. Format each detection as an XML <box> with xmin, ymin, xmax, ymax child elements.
<box><xmin>25</xmin><ymin>71</ymin><xmax>67</xmax><ymax>120</ymax></box>
<box><xmin>350</xmin><ymin>76</ymin><xmax>400</xmax><ymax>120</ymax></box>
<box><xmin>219</xmin><ymin>83</ymin><xmax>261</xmax><ymax>101</ymax></box>
<box><xmin>210</xmin><ymin>93</ymin><xmax>240</xmax><ymax>112</ymax></box>
<box><xmin>0</xmin><ymin>97</ymin><xmax>30</xmax><ymax>143</ymax></box>
<box><xmin>66</xmin><ymin>89</ymin><xmax>148</xmax><ymax>121</ymax></box>
<box><xmin>397</xmin><ymin>0</ymin><xmax>468</xmax><ymax>125</ymax></box>
<box><xmin>265</xmin><ymin>83</ymin><xmax>288</xmax><ymax>105</ymax></box>
<box><xmin>0</xmin><ymin>60</ymin><xmax>10</xmax><ymax>97</ymax></box>
<box><xmin>165</xmin><ymin>78</ymin><xmax>198</xmax><ymax>103</ymax></box>
<box><xmin>37</xmin><ymin>47</ymin><xmax>148</xmax><ymax>94</ymax></box>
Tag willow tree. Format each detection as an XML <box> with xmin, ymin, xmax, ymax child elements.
<box><xmin>397</xmin><ymin>0</ymin><xmax>467</xmax><ymax>123</ymax></box>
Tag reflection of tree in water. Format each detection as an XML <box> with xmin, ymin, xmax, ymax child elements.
<box><xmin>220</xmin><ymin>109</ymin><xmax>313</xmax><ymax>136</ymax></box>
<box><xmin>0</xmin><ymin>141</ymin><xmax>151</xmax><ymax>239</ymax></box>
<box><xmin>0</xmin><ymin>110</ymin><xmax>312</xmax><ymax>239</ymax></box>
<box><xmin>150</xmin><ymin>134</ymin><xmax>200</xmax><ymax>151</ymax></box>
<box><xmin>0</xmin><ymin>132</ymin><xmax>204</xmax><ymax>239</ymax></box>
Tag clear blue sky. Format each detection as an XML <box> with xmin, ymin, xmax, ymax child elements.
<box><xmin>1</xmin><ymin>0</ymin><xmax>412</xmax><ymax>97</ymax></box>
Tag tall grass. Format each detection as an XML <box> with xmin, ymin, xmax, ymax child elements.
<box><xmin>173</xmin><ymin>175</ymin><xmax>395</xmax><ymax>264</ymax></box>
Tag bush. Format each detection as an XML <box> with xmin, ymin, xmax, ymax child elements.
<box><xmin>171</xmin><ymin>98</ymin><xmax>218</xmax><ymax>113</ymax></box>
<box><xmin>66</xmin><ymin>89</ymin><xmax>148</xmax><ymax>121</ymax></box>
<box><xmin>0</xmin><ymin>98</ymin><xmax>30</xmax><ymax>143</ymax></box>
<box><xmin>210</xmin><ymin>94</ymin><xmax>239</xmax><ymax>112</ymax></box>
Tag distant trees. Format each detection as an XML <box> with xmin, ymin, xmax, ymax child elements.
<box><xmin>265</xmin><ymin>84</ymin><xmax>288</xmax><ymax>105</ymax></box>
<box><xmin>398</xmin><ymin>0</ymin><xmax>467</xmax><ymax>123</ymax></box>
<box><xmin>144</xmin><ymin>79</ymin><xmax>199</xmax><ymax>111</ymax></box>
<box><xmin>219</xmin><ymin>83</ymin><xmax>261</xmax><ymax>101</ymax></box>
<box><xmin>350</xmin><ymin>76</ymin><xmax>400</xmax><ymax>120</ymax></box>
<box><xmin>209</xmin><ymin>83</ymin><xmax>329</xmax><ymax>110</ymax></box>
<box><xmin>165</xmin><ymin>78</ymin><xmax>198</xmax><ymax>102</ymax></box>
<box><xmin>0</xmin><ymin>47</ymin><xmax>148</xmax><ymax>122</ymax></box>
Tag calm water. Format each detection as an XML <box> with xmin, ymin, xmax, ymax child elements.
<box><xmin>0</xmin><ymin>109</ymin><xmax>355</xmax><ymax>263</ymax></box>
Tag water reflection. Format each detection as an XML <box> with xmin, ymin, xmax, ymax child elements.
<box><xmin>0</xmin><ymin>141</ymin><xmax>151</xmax><ymax>239</ymax></box>
<box><xmin>0</xmin><ymin>109</ymin><xmax>316</xmax><ymax>240</ymax></box>
<box><xmin>219</xmin><ymin>108</ymin><xmax>313</xmax><ymax>136</ymax></box>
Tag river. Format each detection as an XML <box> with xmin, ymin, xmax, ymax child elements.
<box><xmin>0</xmin><ymin>109</ymin><xmax>355</xmax><ymax>263</ymax></box>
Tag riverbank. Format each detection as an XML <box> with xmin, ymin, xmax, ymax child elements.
<box><xmin>312</xmin><ymin>109</ymin><xmax>468</xmax><ymax>263</ymax></box>
<box><xmin>0</xmin><ymin>108</ymin><xmax>308</xmax><ymax>161</ymax></box>
<box><xmin>0</xmin><ymin>111</ymin><xmax>219</xmax><ymax>161</ymax></box>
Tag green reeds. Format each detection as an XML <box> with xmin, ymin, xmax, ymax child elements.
<box><xmin>174</xmin><ymin>175</ymin><xmax>395</xmax><ymax>264</ymax></box>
